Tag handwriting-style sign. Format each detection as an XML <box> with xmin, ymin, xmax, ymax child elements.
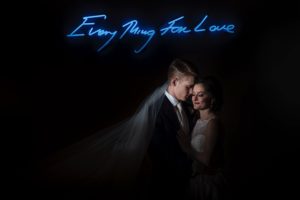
<box><xmin>67</xmin><ymin>14</ymin><xmax>235</xmax><ymax>53</ymax></box>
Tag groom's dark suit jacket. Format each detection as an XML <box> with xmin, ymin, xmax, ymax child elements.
<box><xmin>147</xmin><ymin>95</ymin><xmax>194</xmax><ymax>196</ymax></box>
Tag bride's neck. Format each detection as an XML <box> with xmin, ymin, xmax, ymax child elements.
<box><xmin>199</xmin><ymin>109</ymin><xmax>215</xmax><ymax>120</ymax></box>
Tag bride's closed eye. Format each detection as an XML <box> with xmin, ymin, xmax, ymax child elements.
<box><xmin>197</xmin><ymin>93</ymin><xmax>205</xmax><ymax>97</ymax></box>
<box><xmin>193</xmin><ymin>92</ymin><xmax>206</xmax><ymax>97</ymax></box>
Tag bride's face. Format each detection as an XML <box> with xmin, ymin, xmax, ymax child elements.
<box><xmin>192</xmin><ymin>83</ymin><xmax>212</xmax><ymax>110</ymax></box>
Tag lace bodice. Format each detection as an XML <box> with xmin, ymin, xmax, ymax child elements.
<box><xmin>190</xmin><ymin>118</ymin><xmax>214</xmax><ymax>153</ymax></box>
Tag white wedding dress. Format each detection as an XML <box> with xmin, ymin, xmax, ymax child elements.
<box><xmin>191</xmin><ymin>118</ymin><xmax>212</xmax><ymax>153</ymax></box>
<box><xmin>189</xmin><ymin>117</ymin><xmax>227</xmax><ymax>200</ymax></box>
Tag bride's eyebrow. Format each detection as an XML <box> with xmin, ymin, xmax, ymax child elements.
<box><xmin>196</xmin><ymin>92</ymin><xmax>205</xmax><ymax>95</ymax></box>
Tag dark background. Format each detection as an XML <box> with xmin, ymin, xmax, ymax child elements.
<box><xmin>3</xmin><ymin>0</ymin><xmax>300</xmax><ymax>199</ymax></box>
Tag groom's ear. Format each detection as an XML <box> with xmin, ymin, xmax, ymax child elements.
<box><xmin>172</xmin><ymin>77</ymin><xmax>179</xmax><ymax>86</ymax></box>
<box><xmin>171</xmin><ymin>77</ymin><xmax>177</xmax><ymax>87</ymax></box>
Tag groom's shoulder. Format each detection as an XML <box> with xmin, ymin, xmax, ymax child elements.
<box><xmin>160</xmin><ymin>96</ymin><xmax>172</xmax><ymax>111</ymax></box>
<box><xmin>157</xmin><ymin>96</ymin><xmax>176</xmax><ymax>117</ymax></box>
<box><xmin>161</xmin><ymin>95</ymin><xmax>172</xmax><ymax>105</ymax></box>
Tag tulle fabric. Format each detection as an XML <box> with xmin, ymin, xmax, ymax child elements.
<box><xmin>37</xmin><ymin>83</ymin><xmax>167</xmax><ymax>190</ymax></box>
<box><xmin>189</xmin><ymin>169</ymin><xmax>227</xmax><ymax>200</ymax></box>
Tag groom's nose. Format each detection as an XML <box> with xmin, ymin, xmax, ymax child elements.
<box><xmin>189</xmin><ymin>88</ymin><xmax>193</xmax><ymax>95</ymax></box>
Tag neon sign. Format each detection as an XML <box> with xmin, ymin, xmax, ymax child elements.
<box><xmin>67</xmin><ymin>14</ymin><xmax>235</xmax><ymax>53</ymax></box>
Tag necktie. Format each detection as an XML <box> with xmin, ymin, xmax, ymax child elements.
<box><xmin>176</xmin><ymin>103</ymin><xmax>189</xmax><ymax>134</ymax></box>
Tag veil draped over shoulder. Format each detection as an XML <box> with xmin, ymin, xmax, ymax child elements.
<box><xmin>38</xmin><ymin>83</ymin><xmax>167</xmax><ymax>190</ymax></box>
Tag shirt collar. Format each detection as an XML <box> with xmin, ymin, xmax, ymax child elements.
<box><xmin>165</xmin><ymin>90</ymin><xmax>180</xmax><ymax>107</ymax></box>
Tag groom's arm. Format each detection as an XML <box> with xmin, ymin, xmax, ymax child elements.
<box><xmin>148</xmin><ymin>113</ymin><xmax>168</xmax><ymax>172</ymax></box>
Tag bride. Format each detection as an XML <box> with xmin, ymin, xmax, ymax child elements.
<box><xmin>177</xmin><ymin>76</ymin><xmax>228</xmax><ymax>200</ymax></box>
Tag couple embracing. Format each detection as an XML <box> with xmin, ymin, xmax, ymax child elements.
<box><xmin>144</xmin><ymin>59</ymin><xmax>227</xmax><ymax>200</ymax></box>
<box><xmin>37</xmin><ymin>59</ymin><xmax>226</xmax><ymax>200</ymax></box>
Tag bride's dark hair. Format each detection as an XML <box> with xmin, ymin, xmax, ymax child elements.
<box><xmin>196</xmin><ymin>76</ymin><xmax>223</xmax><ymax>113</ymax></box>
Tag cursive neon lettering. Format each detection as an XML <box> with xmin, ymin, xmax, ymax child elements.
<box><xmin>209</xmin><ymin>24</ymin><xmax>235</xmax><ymax>33</ymax></box>
<box><xmin>160</xmin><ymin>16</ymin><xmax>191</xmax><ymax>35</ymax></box>
<box><xmin>120</xmin><ymin>20</ymin><xmax>156</xmax><ymax>53</ymax></box>
<box><xmin>67</xmin><ymin>14</ymin><xmax>236</xmax><ymax>53</ymax></box>
<box><xmin>67</xmin><ymin>14</ymin><xmax>118</xmax><ymax>52</ymax></box>
<box><xmin>194</xmin><ymin>15</ymin><xmax>208</xmax><ymax>32</ymax></box>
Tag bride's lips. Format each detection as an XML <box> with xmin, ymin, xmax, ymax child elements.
<box><xmin>193</xmin><ymin>102</ymin><xmax>200</xmax><ymax>106</ymax></box>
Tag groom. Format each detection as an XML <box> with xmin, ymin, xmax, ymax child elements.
<box><xmin>147</xmin><ymin>59</ymin><xmax>198</xmax><ymax>199</ymax></box>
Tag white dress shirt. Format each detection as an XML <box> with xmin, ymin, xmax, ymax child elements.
<box><xmin>165</xmin><ymin>91</ymin><xmax>189</xmax><ymax>133</ymax></box>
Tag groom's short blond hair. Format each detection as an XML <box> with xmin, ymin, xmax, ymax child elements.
<box><xmin>167</xmin><ymin>59</ymin><xmax>198</xmax><ymax>83</ymax></box>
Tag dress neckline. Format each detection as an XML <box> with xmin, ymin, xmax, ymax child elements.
<box><xmin>198</xmin><ymin>116</ymin><xmax>216</xmax><ymax>123</ymax></box>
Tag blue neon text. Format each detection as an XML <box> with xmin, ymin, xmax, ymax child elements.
<box><xmin>67</xmin><ymin>14</ymin><xmax>236</xmax><ymax>53</ymax></box>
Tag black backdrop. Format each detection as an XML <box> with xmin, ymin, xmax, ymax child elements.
<box><xmin>3</xmin><ymin>0</ymin><xmax>300</xmax><ymax>199</ymax></box>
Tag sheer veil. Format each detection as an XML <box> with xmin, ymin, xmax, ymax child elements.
<box><xmin>37</xmin><ymin>83</ymin><xmax>167</xmax><ymax>189</ymax></box>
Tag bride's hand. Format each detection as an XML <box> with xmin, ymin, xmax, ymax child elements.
<box><xmin>176</xmin><ymin>129</ymin><xmax>191</xmax><ymax>153</ymax></box>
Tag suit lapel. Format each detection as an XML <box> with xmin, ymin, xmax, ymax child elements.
<box><xmin>162</xmin><ymin>96</ymin><xmax>181</xmax><ymax>131</ymax></box>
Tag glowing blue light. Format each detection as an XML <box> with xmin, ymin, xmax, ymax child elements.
<box><xmin>209</xmin><ymin>24</ymin><xmax>235</xmax><ymax>33</ymax></box>
<box><xmin>67</xmin><ymin>13</ymin><xmax>236</xmax><ymax>54</ymax></box>
<box><xmin>67</xmin><ymin>14</ymin><xmax>118</xmax><ymax>52</ymax></box>
<box><xmin>194</xmin><ymin>15</ymin><xmax>208</xmax><ymax>32</ymax></box>
<box><xmin>67</xmin><ymin>14</ymin><xmax>108</xmax><ymax>37</ymax></box>
<box><xmin>160</xmin><ymin>16</ymin><xmax>191</xmax><ymax>36</ymax></box>
<box><xmin>120</xmin><ymin>20</ymin><xmax>156</xmax><ymax>53</ymax></box>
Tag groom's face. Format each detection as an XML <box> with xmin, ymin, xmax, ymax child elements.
<box><xmin>174</xmin><ymin>75</ymin><xmax>195</xmax><ymax>101</ymax></box>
